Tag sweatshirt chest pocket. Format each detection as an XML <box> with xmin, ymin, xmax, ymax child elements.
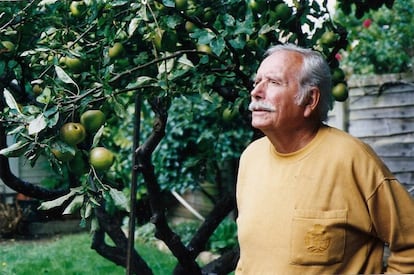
<box><xmin>290</xmin><ymin>209</ymin><xmax>347</xmax><ymax>266</ymax></box>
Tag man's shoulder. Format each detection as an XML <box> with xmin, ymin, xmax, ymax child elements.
<box><xmin>323</xmin><ymin>126</ymin><xmax>368</xmax><ymax>150</ymax></box>
<box><xmin>323</xmin><ymin>126</ymin><xmax>388</xmax><ymax>167</ymax></box>
<box><xmin>239</xmin><ymin>137</ymin><xmax>271</xmax><ymax>161</ymax></box>
<box><xmin>243</xmin><ymin>136</ymin><xmax>269</xmax><ymax>152</ymax></box>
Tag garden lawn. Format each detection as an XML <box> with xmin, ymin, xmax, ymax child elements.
<box><xmin>0</xmin><ymin>232</ymin><xmax>177</xmax><ymax>275</ymax></box>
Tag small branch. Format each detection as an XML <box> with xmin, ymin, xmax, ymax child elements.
<box><xmin>109</xmin><ymin>49</ymin><xmax>198</xmax><ymax>84</ymax></box>
<box><xmin>68</xmin><ymin>24</ymin><xmax>96</xmax><ymax>50</ymax></box>
<box><xmin>85</xmin><ymin>84</ymin><xmax>155</xmax><ymax>106</ymax></box>
<box><xmin>0</xmin><ymin>0</ymin><xmax>37</xmax><ymax>32</ymax></box>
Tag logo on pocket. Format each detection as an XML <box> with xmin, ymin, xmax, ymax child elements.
<box><xmin>304</xmin><ymin>224</ymin><xmax>331</xmax><ymax>253</ymax></box>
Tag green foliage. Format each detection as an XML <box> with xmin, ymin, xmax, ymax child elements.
<box><xmin>336</xmin><ymin>0</ymin><xmax>414</xmax><ymax>74</ymax></box>
<box><xmin>171</xmin><ymin>220</ymin><xmax>202</xmax><ymax>245</ymax></box>
<box><xmin>207</xmin><ymin>217</ymin><xmax>238</xmax><ymax>253</ymax></box>
<box><xmin>337</xmin><ymin>0</ymin><xmax>394</xmax><ymax>19</ymax></box>
<box><xmin>135</xmin><ymin>222</ymin><xmax>159</xmax><ymax>243</ymax></box>
<box><xmin>137</xmin><ymin>218</ymin><xmax>237</xmax><ymax>254</ymax></box>
<box><xmin>154</xmin><ymin>93</ymin><xmax>251</xmax><ymax>192</ymax></box>
<box><xmin>136</xmin><ymin>221</ymin><xmax>201</xmax><ymax>246</ymax></box>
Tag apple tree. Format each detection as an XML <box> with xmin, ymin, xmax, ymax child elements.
<box><xmin>0</xmin><ymin>0</ymin><xmax>394</xmax><ymax>274</ymax></box>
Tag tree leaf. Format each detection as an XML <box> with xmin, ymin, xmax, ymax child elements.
<box><xmin>90</xmin><ymin>217</ymin><xmax>100</xmax><ymax>233</ymax></box>
<box><xmin>28</xmin><ymin>113</ymin><xmax>47</xmax><ymax>135</ymax></box>
<box><xmin>88</xmin><ymin>196</ymin><xmax>101</xmax><ymax>207</ymax></box>
<box><xmin>80</xmin><ymin>201</ymin><xmax>93</xmax><ymax>219</ymax></box>
<box><xmin>7</xmin><ymin>125</ymin><xmax>25</xmax><ymax>135</ymax></box>
<box><xmin>46</xmin><ymin>110</ymin><xmax>59</xmax><ymax>127</ymax></box>
<box><xmin>54</xmin><ymin>65</ymin><xmax>76</xmax><ymax>84</ymax></box>
<box><xmin>211</xmin><ymin>37</ymin><xmax>225</xmax><ymax>56</ymax></box>
<box><xmin>38</xmin><ymin>0</ymin><xmax>58</xmax><ymax>6</ymax></box>
<box><xmin>162</xmin><ymin>0</ymin><xmax>174</xmax><ymax>8</ymax></box>
<box><xmin>128</xmin><ymin>18</ymin><xmax>140</xmax><ymax>37</ymax></box>
<box><xmin>108</xmin><ymin>187</ymin><xmax>130</xmax><ymax>212</ymax></box>
<box><xmin>91</xmin><ymin>125</ymin><xmax>104</xmax><ymax>148</ymax></box>
<box><xmin>38</xmin><ymin>187</ymin><xmax>81</xmax><ymax>210</ymax></box>
<box><xmin>178</xmin><ymin>55</ymin><xmax>194</xmax><ymax>67</ymax></box>
<box><xmin>0</xmin><ymin>141</ymin><xmax>30</xmax><ymax>157</ymax></box>
<box><xmin>63</xmin><ymin>194</ymin><xmax>84</xmax><ymax>215</ymax></box>
<box><xmin>36</xmin><ymin>86</ymin><xmax>51</xmax><ymax>104</ymax></box>
<box><xmin>3</xmin><ymin>89</ymin><xmax>22</xmax><ymax>114</ymax></box>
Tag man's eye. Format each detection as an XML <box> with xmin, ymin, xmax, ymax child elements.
<box><xmin>269</xmin><ymin>80</ymin><xmax>282</xmax><ymax>86</ymax></box>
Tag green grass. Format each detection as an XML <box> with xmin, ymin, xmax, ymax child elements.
<box><xmin>0</xmin><ymin>232</ymin><xmax>177</xmax><ymax>275</ymax></box>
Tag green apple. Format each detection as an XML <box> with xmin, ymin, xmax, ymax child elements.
<box><xmin>274</xmin><ymin>3</ymin><xmax>292</xmax><ymax>21</ymax></box>
<box><xmin>32</xmin><ymin>84</ymin><xmax>43</xmax><ymax>95</ymax></box>
<box><xmin>332</xmin><ymin>68</ymin><xmax>345</xmax><ymax>83</ymax></box>
<box><xmin>320</xmin><ymin>31</ymin><xmax>337</xmax><ymax>47</ymax></box>
<box><xmin>80</xmin><ymin>109</ymin><xmax>105</xmax><ymax>133</ymax></box>
<box><xmin>185</xmin><ymin>21</ymin><xmax>196</xmax><ymax>33</ymax></box>
<box><xmin>60</xmin><ymin>122</ymin><xmax>86</xmax><ymax>145</ymax></box>
<box><xmin>70</xmin><ymin>1</ymin><xmax>86</xmax><ymax>17</ymax></box>
<box><xmin>249</xmin><ymin>0</ymin><xmax>266</xmax><ymax>13</ymax></box>
<box><xmin>89</xmin><ymin>147</ymin><xmax>114</xmax><ymax>171</ymax></box>
<box><xmin>196</xmin><ymin>44</ymin><xmax>212</xmax><ymax>54</ymax></box>
<box><xmin>222</xmin><ymin>107</ymin><xmax>238</xmax><ymax>122</ymax></box>
<box><xmin>332</xmin><ymin>83</ymin><xmax>348</xmax><ymax>102</ymax></box>
<box><xmin>175</xmin><ymin>0</ymin><xmax>188</xmax><ymax>11</ymax></box>
<box><xmin>202</xmin><ymin>7</ymin><xmax>215</xmax><ymax>23</ymax></box>
<box><xmin>108</xmin><ymin>42</ymin><xmax>124</xmax><ymax>59</ymax></box>
<box><xmin>64</xmin><ymin>57</ymin><xmax>83</xmax><ymax>72</ymax></box>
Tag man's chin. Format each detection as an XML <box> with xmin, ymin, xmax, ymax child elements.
<box><xmin>251</xmin><ymin>121</ymin><xmax>270</xmax><ymax>130</ymax></box>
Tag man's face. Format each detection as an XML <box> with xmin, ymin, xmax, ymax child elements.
<box><xmin>249</xmin><ymin>50</ymin><xmax>306</xmax><ymax>133</ymax></box>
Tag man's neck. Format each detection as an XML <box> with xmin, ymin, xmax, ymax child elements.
<box><xmin>265</xmin><ymin>122</ymin><xmax>322</xmax><ymax>154</ymax></box>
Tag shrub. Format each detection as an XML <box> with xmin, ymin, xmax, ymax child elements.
<box><xmin>0</xmin><ymin>202</ymin><xmax>22</xmax><ymax>237</ymax></box>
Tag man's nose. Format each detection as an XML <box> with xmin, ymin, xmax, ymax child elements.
<box><xmin>251</xmin><ymin>80</ymin><xmax>266</xmax><ymax>98</ymax></box>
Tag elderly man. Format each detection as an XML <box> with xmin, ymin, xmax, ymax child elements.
<box><xmin>236</xmin><ymin>44</ymin><xmax>414</xmax><ymax>274</ymax></box>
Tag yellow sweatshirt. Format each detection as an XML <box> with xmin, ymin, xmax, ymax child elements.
<box><xmin>236</xmin><ymin>126</ymin><xmax>414</xmax><ymax>274</ymax></box>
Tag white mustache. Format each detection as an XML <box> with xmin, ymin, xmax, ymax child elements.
<box><xmin>248</xmin><ymin>101</ymin><xmax>276</xmax><ymax>112</ymax></box>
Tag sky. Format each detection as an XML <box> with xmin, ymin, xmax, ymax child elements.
<box><xmin>289</xmin><ymin>0</ymin><xmax>338</xmax><ymax>35</ymax></box>
<box><xmin>285</xmin><ymin>0</ymin><xmax>337</xmax><ymax>15</ymax></box>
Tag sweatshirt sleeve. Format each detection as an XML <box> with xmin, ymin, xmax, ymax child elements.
<box><xmin>367</xmin><ymin>179</ymin><xmax>414</xmax><ymax>274</ymax></box>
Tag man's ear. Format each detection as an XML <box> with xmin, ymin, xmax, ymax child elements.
<box><xmin>304</xmin><ymin>87</ymin><xmax>320</xmax><ymax>118</ymax></box>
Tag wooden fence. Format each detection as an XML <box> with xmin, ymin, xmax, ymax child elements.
<box><xmin>328</xmin><ymin>73</ymin><xmax>414</xmax><ymax>195</ymax></box>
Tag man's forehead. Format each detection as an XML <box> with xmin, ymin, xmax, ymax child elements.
<box><xmin>253</xmin><ymin>71</ymin><xmax>284</xmax><ymax>80</ymax></box>
<box><xmin>256</xmin><ymin>51</ymin><xmax>303</xmax><ymax>74</ymax></box>
<box><xmin>264</xmin><ymin>49</ymin><xmax>304</xmax><ymax>63</ymax></box>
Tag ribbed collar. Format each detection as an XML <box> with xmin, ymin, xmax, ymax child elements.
<box><xmin>269</xmin><ymin>125</ymin><xmax>330</xmax><ymax>162</ymax></box>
